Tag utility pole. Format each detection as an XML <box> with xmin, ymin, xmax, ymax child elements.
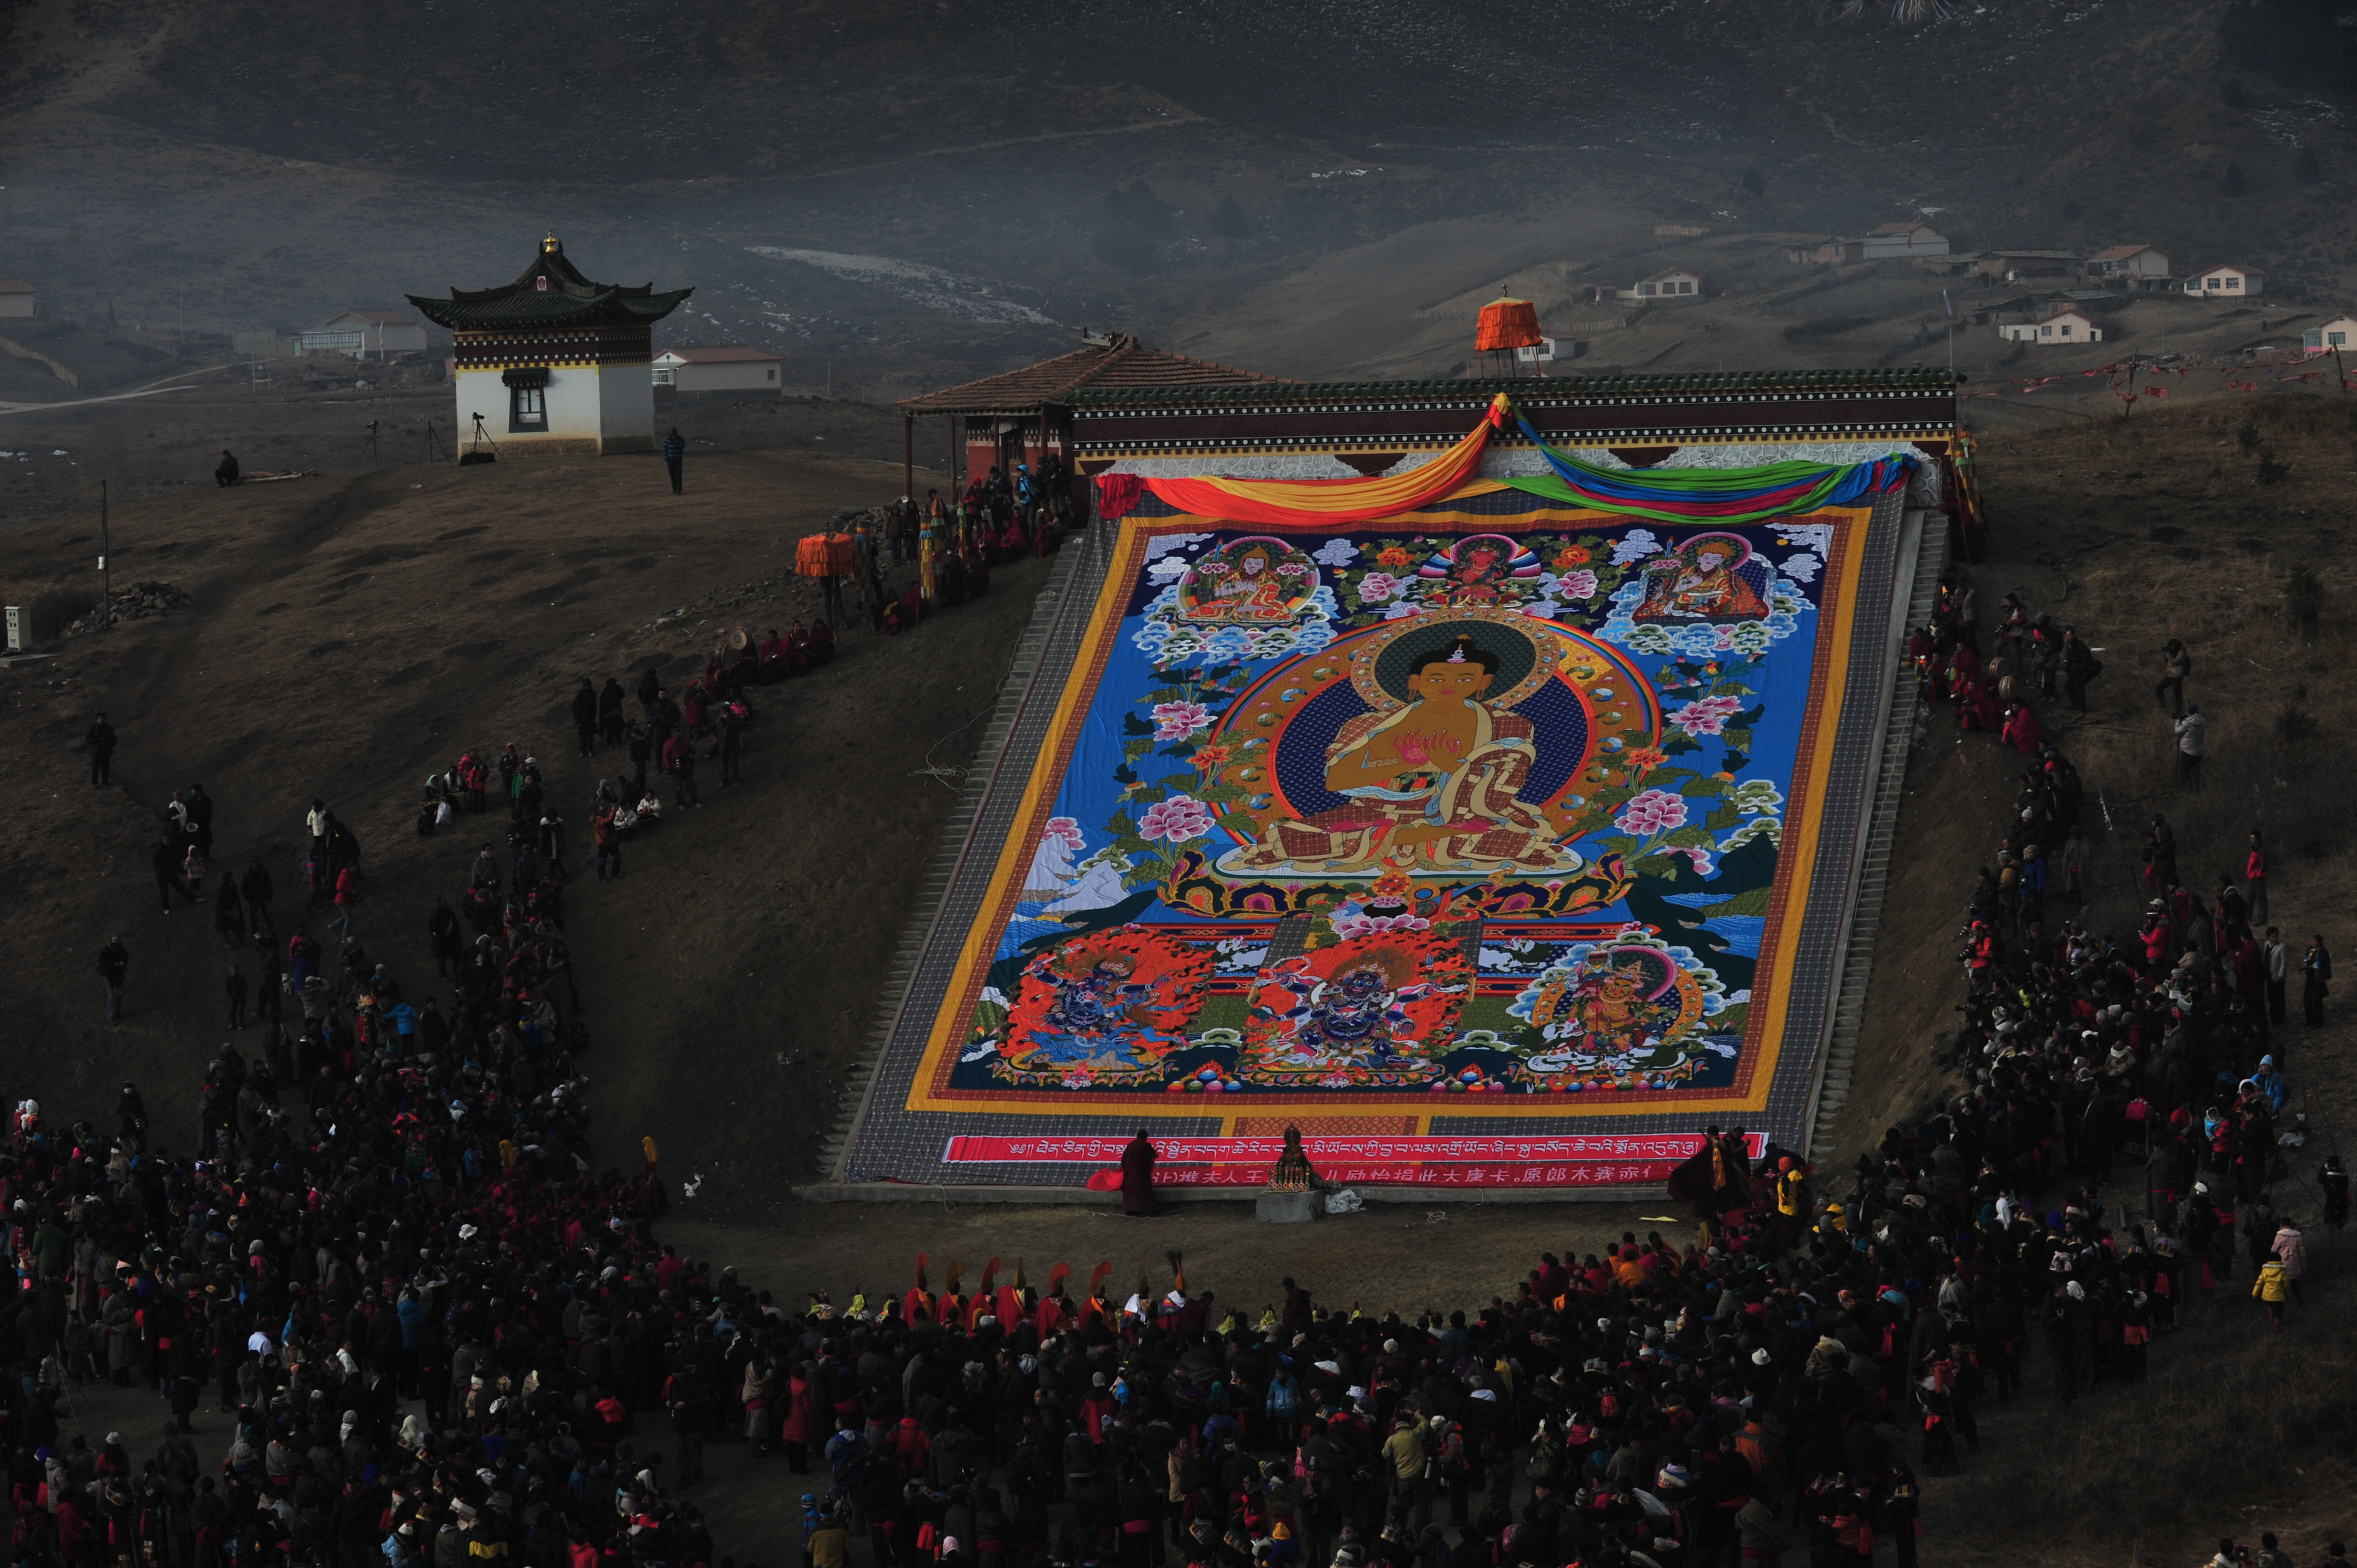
<box><xmin>99</xmin><ymin>479</ymin><xmax>112</xmax><ymax>626</ymax></box>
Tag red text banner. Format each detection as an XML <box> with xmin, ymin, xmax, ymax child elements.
<box><xmin>945</xmin><ymin>1132</ymin><xmax>1763</xmax><ymax>1190</ymax></box>
<box><xmin>1078</xmin><ymin>1162</ymin><xmax>1687</xmax><ymax>1190</ymax></box>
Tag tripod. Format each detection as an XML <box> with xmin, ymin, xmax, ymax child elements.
<box><xmin>366</xmin><ymin>420</ymin><xmax>380</xmax><ymax>465</ymax></box>
<box><xmin>421</xmin><ymin>420</ymin><xmax>450</xmax><ymax>465</ymax></box>
<box><xmin>461</xmin><ymin>412</ymin><xmax>500</xmax><ymax>466</ymax></box>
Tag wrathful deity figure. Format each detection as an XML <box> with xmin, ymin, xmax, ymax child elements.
<box><xmin>1254</xmin><ymin>955</ymin><xmax>1437</xmax><ymax>1073</ymax></box>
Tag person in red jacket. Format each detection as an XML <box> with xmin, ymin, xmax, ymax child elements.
<box><xmin>778</xmin><ymin>1363</ymin><xmax>818</xmax><ymax>1476</ymax></box>
<box><xmin>887</xmin><ymin>1415</ymin><xmax>930</xmax><ymax>1475</ymax></box>
<box><xmin>331</xmin><ymin>863</ymin><xmax>361</xmax><ymax>943</ymax></box>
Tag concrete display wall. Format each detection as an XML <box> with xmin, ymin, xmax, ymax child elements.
<box><xmin>599</xmin><ymin>360</ymin><xmax>654</xmax><ymax>453</ymax></box>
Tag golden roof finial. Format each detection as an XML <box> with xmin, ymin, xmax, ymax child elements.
<box><xmin>543</xmin><ymin>231</ymin><xmax>562</xmax><ymax>254</ymax></box>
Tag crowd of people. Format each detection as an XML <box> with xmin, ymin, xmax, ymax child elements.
<box><xmin>855</xmin><ymin>464</ymin><xmax>1073</xmax><ymax>637</ymax></box>
<box><xmin>12</xmin><ymin>550</ymin><xmax>2348</xmax><ymax>1568</ymax></box>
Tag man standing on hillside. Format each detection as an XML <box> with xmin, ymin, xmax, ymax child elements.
<box><xmin>646</xmin><ymin>687</ymin><xmax>682</xmax><ymax>765</ymax></box>
<box><xmin>570</xmin><ymin>679</ymin><xmax>598</xmax><ymax>759</ymax></box>
<box><xmin>2245</xmin><ymin>830</ymin><xmax>2270</xmax><ymax>924</ymax></box>
<box><xmin>2264</xmin><ymin>927</ymin><xmax>2291</xmax><ymax>1023</ymax></box>
<box><xmin>599</xmin><ymin>677</ymin><xmax>627</xmax><ymax>750</ymax></box>
<box><xmin>2155</xmin><ymin>637</ymin><xmax>2193</xmax><ymax>718</ymax></box>
<box><xmin>151</xmin><ymin>836</ymin><xmax>193</xmax><ymax>912</ymax></box>
<box><xmin>662</xmin><ymin>427</ymin><xmax>687</xmax><ymax>495</ymax></box>
<box><xmin>2174</xmin><ymin>704</ymin><xmax>2206</xmax><ymax>789</ymax></box>
<box><xmin>97</xmin><ymin>937</ymin><xmax>128</xmax><ymax>1023</ymax></box>
<box><xmin>2060</xmin><ymin>627</ymin><xmax>2101</xmax><ymax>714</ymax></box>
<box><xmin>85</xmin><ymin>712</ymin><xmax>117</xmax><ymax>788</ymax></box>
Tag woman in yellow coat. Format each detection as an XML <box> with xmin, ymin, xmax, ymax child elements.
<box><xmin>2252</xmin><ymin>1256</ymin><xmax>2293</xmax><ymax>1329</ymax></box>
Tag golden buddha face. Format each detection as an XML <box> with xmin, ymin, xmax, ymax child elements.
<box><xmin>1407</xmin><ymin>657</ymin><xmax>1494</xmax><ymax>703</ymax></box>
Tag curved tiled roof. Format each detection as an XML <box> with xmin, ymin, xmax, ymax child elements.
<box><xmin>897</xmin><ymin>334</ymin><xmax>1288</xmax><ymax>415</ymax></box>
<box><xmin>408</xmin><ymin>239</ymin><xmax>689</xmax><ymax>331</ymax></box>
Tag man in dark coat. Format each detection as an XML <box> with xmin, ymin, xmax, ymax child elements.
<box><xmin>570</xmin><ymin>679</ymin><xmax>598</xmax><ymax>759</ymax></box>
<box><xmin>215</xmin><ymin>450</ymin><xmax>240</xmax><ymax>487</ymax></box>
<box><xmin>86</xmin><ymin>713</ymin><xmax>117</xmax><ymax>786</ymax></box>
<box><xmin>599</xmin><ymin>677</ymin><xmax>627</xmax><ymax>748</ymax></box>
<box><xmin>662</xmin><ymin>428</ymin><xmax>686</xmax><ymax>494</ymax></box>
<box><xmin>1120</xmin><ymin>1129</ymin><xmax>1159</xmax><ymax>1217</ymax></box>
<box><xmin>97</xmin><ymin>937</ymin><xmax>130</xmax><ymax>1023</ymax></box>
<box><xmin>152</xmin><ymin>837</ymin><xmax>194</xmax><ymax>912</ymax></box>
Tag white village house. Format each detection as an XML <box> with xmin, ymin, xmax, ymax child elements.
<box><xmin>297</xmin><ymin>309</ymin><xmax>430</xmax><ymax>359</ymax></box>
<box><xmin>2184</xmin><ymin>264</ymin><xmax>2263</xmax><ymax>298</ymax></box>
<box><xmin>1622</xmin><ymin>269</ymin><xmax>1703</xmax><ymax>302</ymax></box>
<box><xmin>2084</xmin><ymin>244</ymin><xmax>2171</xmax><ymax>280</ymax></box>
<box><xmin>1997</xmin><ymin>308</ymin><xmax>2104</xmax><ymax>344</ymax></box>
<box><xmin>2303</xmin><ymin>315</ymin><xmax>2357</xmax><ymax>354</ymax></box>
<box><xmin>651</xmin><ymin>345</ymin><xmax>784</xmax><ymax>395</ymax></box>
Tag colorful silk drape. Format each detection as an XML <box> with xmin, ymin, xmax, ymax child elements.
<box><xmin>1496</xmin><ymin>411</ymin><xmax>1913</xmax><ymax>525</ymax></box>
<box><xmin>1097</xmin><ymin>394</ymin><xmax>1510</xmax><ymax>524</ymax></box>
<box><xmin>1093</xmin><ymin>395</ymin><xmax>1916</xmax><ymax>528</ymax></box>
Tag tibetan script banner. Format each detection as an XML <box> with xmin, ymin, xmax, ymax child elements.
<box><xmin>944</xmin><ymin>1133</ymin><xmax>1763</xmax><ymax>1165</ymax></box>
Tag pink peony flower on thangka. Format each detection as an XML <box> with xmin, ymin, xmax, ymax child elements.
<box><xmin>1150</xmin><ymin>700</ymin><xmax>1214</xmax><ymax>740</ymax></box>
<box><xmin>1552</xmin><ymin>569</ymin><xmax>1600</xmax><ymax>600</ymax></box>
<box><xmin>1138</xmin><ymin>794</ymin><xmax>1216</xmax><ymax>843</ymax></box>
<box><xmin>1330</xmin><ymin>907</ymin><xmax>1433</xmax><ymax>940</ymax></box>
<box><xmin>1356</xmin><ymin>571</ymin><xmax>1406</xmax><ymax>605</ymax></box>
<box><xmin>1667</xmin><ymin>695</ymin><xmax>1744</xmax><ymax>737</ymax></box>
<box><xmin>1613</xmin><ymin>788</ymin><xmax>1689</xmax><ymax>837</ymax></box>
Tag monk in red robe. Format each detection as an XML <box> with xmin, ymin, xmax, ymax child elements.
<box><xmin>1119</xmin><ymin>1129</ymin><xmax>1158</xmax><ymax>1217</ymax></box>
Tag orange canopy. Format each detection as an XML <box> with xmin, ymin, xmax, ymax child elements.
<box><xmin>1475</xmin><ymin>296</ymin><xmax>1543</xmax><ymax>352</ymax></box>
<box><xmin>795</xmin><ymin>532</ymin><xmax>857</xmax><ymax>576</ymax></box>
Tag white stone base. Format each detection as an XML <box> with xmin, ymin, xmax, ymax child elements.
<box><xmin>1255</xmin><ymin>1189</ymin><xmax>1324</xmax><ymax>1224</ymax></box>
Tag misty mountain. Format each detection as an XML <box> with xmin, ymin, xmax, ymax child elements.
<box><xmin>0</xmin><ymin>0</ymin><xmax>2348</xmax><ymax>393</ymax></box>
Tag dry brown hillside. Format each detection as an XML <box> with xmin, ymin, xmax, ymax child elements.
<box><xmin>0</xmin><ymin>443</ymin><xmax>1066</xmax><ymax>1202</ymax></box>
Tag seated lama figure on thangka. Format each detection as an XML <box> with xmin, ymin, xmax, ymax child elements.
<box><xmin>1175</xmin><ymin>536</ymin><xmax>1320</xmax><ymax>624</ymax></box>
<box><xmin>1631</xmin><ymin>533</ymin><xmax>1773</xmax><ymax>623</ymax></box>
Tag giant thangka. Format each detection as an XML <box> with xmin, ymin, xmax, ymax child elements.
<box><xmin>837</xmin><ymin>380</ymin><xmax>1956</xmax><ymax>1194</ymax></box>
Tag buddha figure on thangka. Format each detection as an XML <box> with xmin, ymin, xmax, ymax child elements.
<box><xmin>1220</xmin><ymin>626</ymin><xmax>1586</xmax><ymax>878</ymax></box>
